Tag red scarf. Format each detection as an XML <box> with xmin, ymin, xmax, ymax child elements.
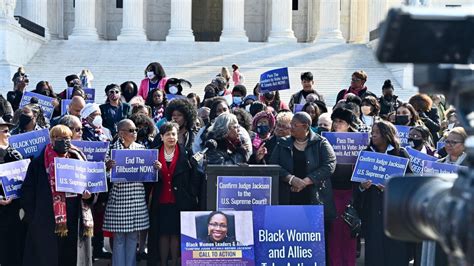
<box><xmin>343</xmin><ymin>86</ymin><xmax>367</xmax><ymax>98</ymax></box>
<box><xmin>44</xmin><ymin>144</ymin><xmax>93</xmax><ymax>237</ymax></box>
<box><xmin>158</xmin><ymin>145</ymin><xmax>180</xmax><ymax>203</ymax></box>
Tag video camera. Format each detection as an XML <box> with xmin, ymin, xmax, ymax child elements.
<box><xmin>376</xmin><ymin>6</ymin><xmax>474</xmax><ymax>266</ymax></box>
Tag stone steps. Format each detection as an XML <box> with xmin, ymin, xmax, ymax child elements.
<box><xmin>19</xmin><ymin>40</ymin><xmax>417</xmax><ymax>107</ymax></box>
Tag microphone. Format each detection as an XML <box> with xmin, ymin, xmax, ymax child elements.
<box><xmin>193</xmin><ymin>139</ymin><xmax>217</xmax><ymax>162</ymax></box>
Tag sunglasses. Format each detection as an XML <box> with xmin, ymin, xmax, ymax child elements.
<box><xmin>351</xmin><ymin>78</ymin><xmax>363</xmax><ymax>82</ymax></box>
<box><xmin>71</xmin><ymin>127</ymin><xmax>82</xmax><ymax>133</ymax></box>
<box><xmin>0</xmin><ymin>129</ymin><xmax>9</xmax><ymax>133</ymax></box>
<box><xmin>109</xmin><ymin>90</ymin><xmax>120</xmax><ymax>94</ymax></box>
<box><xmin>122</xmin><ymin>128</ymin><xmax>138</xmax><ymax>133</ymax></box>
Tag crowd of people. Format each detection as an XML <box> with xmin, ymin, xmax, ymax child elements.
<box><xmin>0</xmin><ymin>63</ymin><xmax>467</xmax><ymax>266</ymax></box>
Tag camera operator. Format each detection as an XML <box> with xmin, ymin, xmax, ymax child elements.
<box><xmin>7</xmin><ymin>67</ymin><xmax>29</xmax><ymax>112</ymax></box>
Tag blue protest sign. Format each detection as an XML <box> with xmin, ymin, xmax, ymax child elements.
<box><xmin>9</xmin><ymin>128</ymin><xmax>50</xmax><ymax>159</ymax></box>
<box><xmin>422</xmin><ymin>160</ymin><xmax>467</xmax><ymax>175</ymax></box>
<box><xmin>55</xmin><ymin>158</ymin><xmax>107</xmax><ymax>194</ymax></box>
<box><xmin>259</xmin><ymin>67</ymin><xmax>290</xmax><ymax>92</ymax></box>
<box><xmin>181</xmin><ymin>211</ymin><xmax>255</xmax><ymax>265</ymax></box>
<box><xmin>0</xmin><ymin>159</ymin><xmax>31</xmax><ymax>199</ymax></box>
<box><xmin>66</xmin><ymin>87</ymin><xmax>95</xmax><ymax>101</ymax></box>
<box><xmin>395</xmin><ymin>125</ymin><xmax>411</xmax><ymax>147</ymax></box>
<box><xmin>166</xmin><ymin>94</ymin><xmax>186</xmax><ymax>102</ymax></box>
<box><xmin>351</xmin><ymin>151</ymin><xmax>409</xmax><ymax>185</ymax></box>
<box><xmin>111</xmin><ymin>149</ymin><xmax>158</xmax><ymax>182</ymax></box>
<box><xmin>293</xmin><ymin>104</ymin><xmax>304</xmax><ymax>113</ymax></box>
<box><xmin>61</xmin><ymin>99</ymin><xmax>94</xmax><ymax>115</ymax></box>
<box><xmin>437</xmin><ymin>141</ymin><xmax>445</xmax><ymax>151</ymax></box>
<box><xmin>71</xmin><ymin>140</ymin><xmax>109</xmax><ymax>162</ymax></box>
<box><xmin>19</xmin><ymin>91</ymin><xmax>55</xmax><ymax>119</ymax></box>
<box><xmin>253</xmin><ymin>205</ymin><xmax>326</xmax><ymax>266</ymax></box>
<box><xmin>322</xmin><ymin>132</ymin><xmax>369</xmax><ymax>164</ymax></box>
<box><xmin>217</xmin><ymin>176</ymin><xmax>271</xmax><ymax>211</ymax></box>
<box><xmin>406</xmin><ymin>147</ymin><xmax>438</xmax><ymax>174</ymax></box>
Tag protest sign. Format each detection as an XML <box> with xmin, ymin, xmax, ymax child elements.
<box><xmin>19</xmin><ymin>91</ymin><xmax>55</xmax><ymax>119</ymax></box>
<box><xmin>55</xmin><ymin>158</ymin><xmax>107</xmax><ymax>194</ymax></box>
<box><xmin>66</xmin><ymin>87</ymin><xmax>95</xmax><ymax>101</ymax></box>
<box><xmin>0</xmin><ymin>159</ymin><xmax>31</xmax><ymax>199</ymax></box>
<box><xmin>217</xmin><ymin>176</ymin><xmax>271</xmax><ymax>211</ymax></box>
<box><xmin>293</xmin><ymin>104</ymin><xmax>304</xmax><ymax>113</ymax></box>
<box><xmin>259</xmin><ymin>68</ymin><xmax>290</xmax><ymax>92</ymax></box>
<box><xmin>71</xmin><ymin>140</ymin><xmax>109</xmax><ymax>162</ymax></box>
<box><xmin>9</xmin><ymin>128</ymin><xmax>50</xmax><ymax>159</ymax></box>
<box><xmin>395</xmin><ymin>125</ymin><xmax>411</xmax><ymax>147</ymax></box>
<box><xmin>61</xmin><ymin>99</ymin><xmax>94</xmax><ymax>115</ymax></box>
<box><xmin>166</xmin><ymin>94</ymin><xmax>186</xmax><ymax>102</ymax></box>
<box><xmin>322</xmin><ymin>132</ymin><xmax>369</xmax><ymax>164</ymax></box>
<box><xmin>111</xmin><ymin>149</ymin><xmax>158</xmax><ymax>182</ymax></box>
<box><xmin>253</xmin><ymin>205</ymin><xmax>326</xmax><ymax>266</ymax></box>
<box><xmin>406</xmin><ymin>147</ymin><xmax>438</xmax><ymax>174</ymax></box>
<box><xmin>351</xmin><ymin>151</ymin><xmax>409</xmax><ymax>185</ymax></box>
<box><xmin>422</xmin><ymin>160</ymin><xmax>467</xmax><ymax>175</ymax></box>
<box><xmin>181</xmin><ymin>211</ymin><xmax>255</xmax><ymax>266</ymax></box>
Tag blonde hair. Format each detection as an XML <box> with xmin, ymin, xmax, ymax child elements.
<box><xmin>50</xmin><ymin>125</ymin><xmax>73</xmax><ymax>140</ymax></box>
<box><xmin>276</xmin><ymin>111</ymin><xmax>293</xmax><ymax>125</ymax></box>
<box><xmin>447</xmin><ymin>127</ymin><xmax>467</xmax><ymax>143</ymax></box>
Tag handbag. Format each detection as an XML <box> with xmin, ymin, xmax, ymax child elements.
<box><xmin>342</xmin><ymin>202</ymin><xmax>362</xmax><ymax>238</ymax></box>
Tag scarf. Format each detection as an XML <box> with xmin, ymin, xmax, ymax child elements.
<box><xmin>44</xmin><ymin>144</ymin><xmax>94</xmax><ymax>237</ymax></box>
<box><xmin>152</xmin><ymin>105</ymin><xmax>165</xmax><ymax>123</ymax></box>
<box><xmin>343</xmin><ymin>86</ymin><xmax>367</xmax><ymax>98</ymax></box>
<box><xmin>82</xmin><ymin>119</ymin><xmax>104</xmax><ymax>137</ymax></box>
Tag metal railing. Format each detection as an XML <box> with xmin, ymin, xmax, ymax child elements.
<box><xmin>14</xmin><ymin>16</ymin><xmax>45</xmax><ymax>37</ymax></box>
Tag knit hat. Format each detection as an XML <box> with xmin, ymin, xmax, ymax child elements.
<box><xmin>331</xmin><ymin>107</ymin><xmax>358</xmax><ymax>131</ymax></box>
<box><xmin>80</xmin><ymin>103</ymin><xmax>100</xmax><ymax>120</ymax></box>
<box><xmin>65</xmin><ymin>74</ymin><xmax>80</xmax><ymax>85</ymax></box>
<box><xmin>252</xmin><ymin>111</ymin><xmax>275</xmax><ymax>132</ymax></box>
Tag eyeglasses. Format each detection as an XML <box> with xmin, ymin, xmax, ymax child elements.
<box><xmin>109</xmin><ymin>90</ymin><xmax>120</xmax><ymax>94</ymax></box>
<box><xmin>0</xmin><ymin>129</ymin><xmax>9</xmax><ymax>133</ymax></box>
<box><xmin>122</xmin><ymin>128</ymin><xmax>138</xmax><ymax>133</ymax></box>
<box><xmin>351</xmin><ymin>78</ymin><xmax>363</xmax><ymax>82</ymax></box>
<box><xmin>291</xmin><ymin>123</ymin><xmax>306</xmax><ymax>129</ymax></box>
<box><xmin>54</xmin><ymin>137</ymin><xmax>72</xmax><ymax>141</ymax></box>
<box><xmin>208</xmin><ymin>223</ymin><xmax>227</xmax><ymax>229</ymax></box>
<box><xmin>70</xmin><ymin>127</ymin><xmax>82</xmax><ymax>133</ymax></box>
<box><xmin>445</xmin><ymin>140</ymin><xmax>463</xmax><ymax>146</ymax></box>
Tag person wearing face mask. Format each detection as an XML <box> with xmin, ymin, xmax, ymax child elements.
<box><xmin>249</xmin><ymin>111</ymin><xmax>275</xmax><ymax>164</ymax></box>
<box><xmin>409</xmin><ymin>93</ymin><xmax>441</xmax><ymax>144</ymax></box>
<box><xmin>315</xmin><ymin>113</ymin><xmax>332</xmax><ymax>135</ymax></box>
<box><xmin>408</xmin><ymin>125</ymin><xmax>437</xmax><ymax>157</ymax></box>
<box><xmin>0</xmin><ymin>118</ymin><xmax>24</xmax><ymax>266</ymax></box>
<box><xmin>360</xmin><ymin>96</ymin><xmax>380</xmax><ymax>129</ymax></box>
<box><xmin>165</xmin><ymin>78</ymin><xmax>191</xmax><ymax>97</ymax></box>
<box><xmin>120</xmin><ymin>81</ymin><xmax>138</xmax><ymax>103</ymax></box>
<box><xmin>31</xmin><ymin>81</ymin><xmax>61</xmax><ymax>118</ymax></box>
<box><xmin>394</xmin><ymin>103</ymin><xmax>422</xmax><ymax>127</ymax></box>
<box><xmin>81</xmin><ymin>103</ymin><xmax>112</xmax><ymax>142</ymax></box>
<box><xmin>11</xmin><ymin>105</ymin><xmax>44</xmax><ymax>135</ymax></box>
<box><xmin>100</xmin><ymin>84</ymin><xmax>131</xmax><ymax>137</ymax></box>
<box><xmin>138</xmin><ymin>62</ymin><xmax>168</xmax><ymax>101</ymax></box>
<box><xmin>259</xmin><ymin>88</ymin><xmax>289</xmax><ymax>112</ymax></box>
<box><xmin>22</xmin><ymin>125</ymin><xmax>94</xmax><ymax>266</ymax></box>
<box><xmin>212</xmin><ymin>76</ymin><xmax>231</xmax><ymax>96</ymax></box>
<box><xmin>378</xmin><ymin>79</ymin><xmax>402</xmax><ymax>117</ymax></box>
<box><xmin>231</xmin><ymin>85</ymin><xmax>247</xmax><ymax>109</ymax></box>
<box><xmin>131</xmin><ymin>113</ymin><xmax>157</xmax><ymax>149</ymax></box>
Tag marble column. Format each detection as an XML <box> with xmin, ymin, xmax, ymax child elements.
<box><xmin>220</xmin><ymin>0</ymin><xmax>248</xmax><ymax>42</ymax></box>
<box><xmin>368</xmin><ymin>0</ymin><xmax>387</xmax><ymax>32</ymax></box>
<box><xmin>69</xmin><ymin>0</ymin><xmax>99</xmax><ymax>40</ymax></box>
<box><xmin>267</xmin><ymin>0</ymin><xmax>297</xmax><ymax>42</ymax></box>
<box><xmin>118</xmin><ymin>0</ymin><xmax>147</xmax><ymax>41</ymax></box>
<box><xmin>23</xmin><ymin>0</ymin><xmax>49</xmax><ymax>38</ymax></box>
<box><xmin>315</xmin><ymin>0</ymin><xmax>345</xmax><ymax>43</ymax></box>
<box><xmin>166</xmin><ymin>0</ymin><xmax>194</xmax><ymax>42</ymax></box>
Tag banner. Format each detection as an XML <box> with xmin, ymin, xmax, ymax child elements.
<box><xmin>351</xmin><ymin>151</ymin><xmax>409</xmax><ymax>185</ymax></box>
<box><xmin>395</xmin><ymin>125</ymin><xmax>411</xmax><ymax>147</ymax></box>
<box><xmin>71</xmin><ymin>140</ymin><xmax>109</xmax><ymax>162</ymax></box>
<box><xmin>111</xmin><ymin>149</ymin><xmax>158</xmax><ymax>182</ymax></box>
<box><xmin>293</xmin><ymin>104</ymin><xmax>304</xmax><ymax>113</ymax></box>
<box><xmin>61</xmin><ymin>99</ymin><xmax>94</xmax><ymax>115</ymax></box>
<box><xmin>259</xmin><ymin>68</ymin><xmax>290</xmax><ymax>92</ymax></box>
<box><xmin>9</xmin><ymin>128</ymin><xmax>51</xmax><ymax>159</ymax></box>
<box><xmin>422</xmin><ymin>160</ymin><xmax>467</xmax><ymax>175</ymax></box>
<box><xmin>217</xmin><ymin>176</ymin><xmax>271</xmax><ymax>211</ymax></box>
<box><xmin>181</xmin><ymin>211</ymin><xmax>255</xmax><ymax>266</ymax></box>
<box><xmin>55</xmin><ymin>158</ymin><xmax>107</xmax><ymax>194</ymax></box>
<box><xmin>0</xmin><ymin>159</ymin><xmax>31</xmax><ymax>199</ymax></box>
<box><xmin>19</xmin><ymin>91</ymin><xmax>55</xmax><ymax>119</ymax></box>
<box><xmin>406</xmin><ymin>147</ymin><xmax>438</xmax><ymax>174</ymax></box>
<box><xmin>253</xmin><ymin>205</ymin><xmax>326</xmax><ymax>266</ymax></box>
<box><xmin>66</xmin><ymin>87</ymin><xmax>95</xmax><ymax>101</ymax></box>
<box><xmin>322</xmin><ymin>132</ymin><xmax>369</xmax><ymax>164</ymax></box>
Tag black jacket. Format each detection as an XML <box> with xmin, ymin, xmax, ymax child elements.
<box><xmin>99</xmin><ymin>102</ymin><xmax>131</xmax><ymax>137</ymax></box>
<box><xmin>379</xmin><ymin>95</ymin><xmax>402</xmax><ymax>117</ymax></box>
<box><xmin>336</xmin><ymin>87</ymin><xmax>376</xmax><ymax>103</ymax></box>
<box><xmin>269</xmin><ymin>130</ymin><xmax>337</xmax><ymax>220</ymax></box>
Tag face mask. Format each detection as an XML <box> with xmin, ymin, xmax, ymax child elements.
<box><xmin>256</xmin><ymin>125</ymin><xmax>270</xmax><ymax>136</ymax></box>
<box><xmin>233</xmin><ymin>96</ymin><xmax>242</xmax><ymax>105</ymax></box>
<box><xmin>169</xmin><ymin>86</ymin><xmax>178</xmax><ymax>95</ymax></box>
<box><xmin>19</xmin><ymin>114</ymin><xmax>33</xmax><ymax>129</ymax></box>
<box><xmin>218</xmin><ymin>90</ymin><xmax>225</xmax><ymax>96</ymax></box>
<box><xmin>53</xmin><ymin>139</ymin><xmax>71</xmax><ymax>154</ymax></box>
<box><xmin>122</xmin><ymin>91</ymin><xmax>135</xmax><ymax>102</ymax></box>
<box><xmin>264</xmin><ymin>92</ymin><xmax>274</xmax><ymax>101</ymax></box>
<box><xmin>361</xmin><ymin>105</ymin><xmax>372</xmax><ymax>116</ymax></box>
<box><xmin>408</xmin><ymin>138</ymin><xmax>424</xmax><ymax>149</ymax></box>
<box><xmin>147</xmin><ymin>71</ymin><xmax>155</xmax><ymax>80</ymax></box>
<box><xmin>316</xmin><ymin>127</ymin><xmax>329</xmax><ymax>135</ymax></box>
<box><xmin>395</xmin><ymin>115</ymin><xmax>409</xmax><ymax>125</ymax></box>
<box><xmin>92</xmin><ymin>116</ymin><xmax>103</xmax><ymax>128</ymax></box>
